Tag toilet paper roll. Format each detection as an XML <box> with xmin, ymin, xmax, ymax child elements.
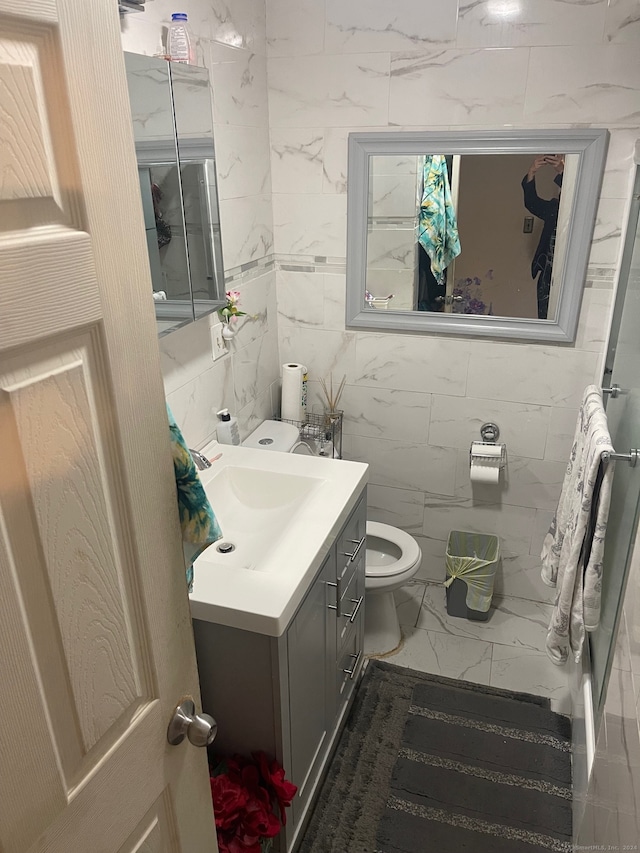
<box><xmin>281</xmin><ymin>363</ymin><xmax>305</xmax><ymax>421</ymax></box>
<box><xmin>470</xmin><ymin>443</ymin><xmax>503</xmax><ymax>458</ymax></box>
<box><xmin>470</xmin><ymin>461</ymin><xmax>500</xmax><ymax>484</ymax></box>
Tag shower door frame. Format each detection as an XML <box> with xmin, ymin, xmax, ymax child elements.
<box><xmin>591</xmin><ymin>163</ymin><xmax>640</xmax><ymax>723</ymax></box>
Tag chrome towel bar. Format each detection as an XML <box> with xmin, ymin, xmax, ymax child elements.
<box><xmin>602</xmin><ymin>449</ymin><xmax>639</xmax><ymax>468</ymax></box>
<box><xmin>602</xmin><ymin>384</ymin><xmax>621</xmax><ymax>398</ymax></box>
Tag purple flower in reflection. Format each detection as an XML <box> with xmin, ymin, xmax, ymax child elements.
<box><xmin>452</xmin><ymin>270</ymin><xmax>492</xmax><ymax>315</ymax></box>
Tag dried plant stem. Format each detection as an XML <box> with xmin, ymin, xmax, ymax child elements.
<box><xmin>320</xmin><ymin>373</ymin><xmax>346</xmax><ymax>413</ymax></box>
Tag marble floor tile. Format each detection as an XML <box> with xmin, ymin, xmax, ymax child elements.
<box><xmin>386</xmin><ymin>582</ymin><xmax>573</xmax><ymax>704</ymax></box>
<box><xmin>416</xmin><ymin>584</ymin><xmax>553</xmax><ymax>652</ymax></box>
<box><xmin>395</xmin><ymin>581</ymin><xmax>426</xmax><ymax>628</ymax></box>
<box><xmin>494</xmin><ymin>554</ymin><xmax>555</xmax><ymax>604</ymax></box>
<box><xmin>381</xmin><ymin>624</ymin><xmax>492</xmax><ymax>686</ymax></box>
<box><xmin>413</xmin><ymin>536</ymin><xmax>447</xmax><ymax>583</ymax></box>
<box><xmin>490</xmin><ymin>646</ymin><xmax>571</xmax><ymax>711</ymax></box>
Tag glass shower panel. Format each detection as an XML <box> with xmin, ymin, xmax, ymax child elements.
<box><xmin>124</xmin><ymin>52</ymin><xmax>194</xmax><ymax>335</ymax></box>
<box><xmin>170</xmin><ymin>63</ymin><xmax>225</xmax><ymax>320</ymax></box>
<box><xmin>590</xmin><ymin>166</ymin><xmax>640</xmax><ymax>716</ymax></box>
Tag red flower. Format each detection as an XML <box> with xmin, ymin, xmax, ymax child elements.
<box><xmin>241</xmin><ymin>792</ymin><xmax>281</xmax><ymax>839</ymax></box>
<box><xmin>254</xmin><ymin>752</ymin><xmax>298</xmax><ymax>825</ymax></box>
<box><xmin>210</xmin><ymin>752</ymin><xmax>297</xmax><ymax>850</ymax></box>
<box><xmin>217</xmin><ymin>830</ymin><xmax>260</xmax><ymax>853</ymax></box>
<box><xmin>210</xmin><ymin>774</ymin><xmax>248</xmax><ymax>831</ymax></box>
<box><xmin>226</xmin><ymin>835</ymin><xmax>261</xmax><ymax>853</ymax></box>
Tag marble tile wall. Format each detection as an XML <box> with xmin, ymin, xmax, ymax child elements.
<box><xmin>267</xmin><ymin>0</ymin><xmax>639</xmax><ymax>604</ymax></box>
<box><xmin>121</xmin><ymin>0</ymin><xmax>278</xmax><ymax>445</ymax></box>
<box><xmin>159</xmin><ymin>269</ymin><xmax>279</xmax><ymax>447</ymax></box>
<box><xmin>367</xmin><ymin>156</ymin><xmax>419</xmax><ymax>309</ymax></box>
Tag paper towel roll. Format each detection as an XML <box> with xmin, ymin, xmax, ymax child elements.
<box><xmin>470</xmin><ymin>461</ymin><xmax>500</xmax><ymax>484</ymax></box>
<box><xmin>300</xmin><ymin>364</ymin><xmax>308</xmax><ymax>417</ymax></box>
<box><xmin>281</xmin><ymin>363</ymin><xmax>305</xmax><ymax>421</ymax></box>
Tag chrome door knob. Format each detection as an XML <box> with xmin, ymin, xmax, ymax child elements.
<box><xmin>167</xmin><ymin>699</ymin><xmax>217</xmax><ymax>747</ymax></box>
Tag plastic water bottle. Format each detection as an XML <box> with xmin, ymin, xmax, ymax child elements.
<box><xmin>168</xmin><ymin>13</ymin><xmax>196</xmax><ymax>64</ymax></box>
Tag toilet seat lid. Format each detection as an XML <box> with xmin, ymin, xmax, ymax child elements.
<box><xmin>366</xmin><ymin>521</ymin><xmax>421</xmax><ymax>578</ymax></box>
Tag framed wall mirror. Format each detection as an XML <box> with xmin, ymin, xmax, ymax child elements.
<box><xmin>124</xmin><ymin>53</ymin><xmax>225</xmax><ymax>336</ymax></box>
<box><xmin>346</xmin><ymin>129</ymin><xmax>609</xmax><ymax>342</ymax></box>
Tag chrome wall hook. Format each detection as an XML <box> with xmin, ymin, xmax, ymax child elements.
<box><xmin>480</xmin><ymin>422</ymin><xmax>500</xmax><ymax>443</ymax></box>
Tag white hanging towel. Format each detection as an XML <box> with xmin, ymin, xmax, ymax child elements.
<box><xmin>541</xmin><ymin>386</ymin><xmax>614</xmax><ymax>665</ymax></box>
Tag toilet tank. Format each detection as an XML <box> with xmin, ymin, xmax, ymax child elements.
<box><xmin>242</xmin><ymin>419</ymin><xmax>300</xmax><ymax>452</ymax></box>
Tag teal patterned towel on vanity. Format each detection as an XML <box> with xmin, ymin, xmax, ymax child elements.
<box><xmin>167</xmin><ymin>405</ymin><xmax>222</xmax><ymax>591</ymax></box>
<box><xmin>417</xmin><ymin>154</ymin><xmax>461</xmax><ymax>284</ymax></box>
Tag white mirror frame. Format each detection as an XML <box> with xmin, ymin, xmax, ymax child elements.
<box><xmin>346</xmin><ymin>129</ymin><xmax>609</xmax><ymax>342</ymax></box>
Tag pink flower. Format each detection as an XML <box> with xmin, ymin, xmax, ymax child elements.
<box><xmin>220</xmin><ymin>290</ymin><xmax>246</xmax><ymax>323</ymax></box>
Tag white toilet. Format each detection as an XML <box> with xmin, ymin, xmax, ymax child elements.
<box><xmin>243</xmin><ymin>420</ymin><xmax>423</xmax><ymax>656</ymax></box>
<box><xmin>364</xmin><ymin>521</ymin><xmax>422</xmax><ymax>656</ymax></box>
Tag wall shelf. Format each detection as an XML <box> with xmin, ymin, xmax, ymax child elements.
<box><xmin>119</xmin><ymin>1</ymin><xmax>146</xmax><ymax>14</ymax></box>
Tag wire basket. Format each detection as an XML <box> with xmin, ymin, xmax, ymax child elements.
<box><xmin>275</xmin><ymin>410</ymin><xmax>343</xmax><ymax>459</ymax></box>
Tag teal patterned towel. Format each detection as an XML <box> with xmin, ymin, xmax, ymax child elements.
<box><xmin>417</xmin><ymin>154</ymin><xmax>461</xmax><ymax>284</ymax></box>
<box><xmin>167</xmin><ymin>405</ymin><xmax>222</xmax><ymax>591</ymax></box>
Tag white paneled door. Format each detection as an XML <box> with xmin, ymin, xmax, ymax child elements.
<box><xmin>0</xmin><ymin>2</ymin><xmax>218</xmax><ymax>852</ymax></box>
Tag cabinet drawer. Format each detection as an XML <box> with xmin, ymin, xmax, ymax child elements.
<box><xmin>336</xmin><ymin>561</ymin><xmax>364</xmax><ymax>649</ymax></box>
<box><xmin>337</xmin><ymin>620</ymin><xmax>364</xmax><ymax>709</ymax></box>
<box><xmin>337</xmin><ymin>494</ymin><xmax>367</xmax><ymax>579</ymax></box>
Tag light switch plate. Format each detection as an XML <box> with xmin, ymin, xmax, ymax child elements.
<box><xmin>211</xmin><ymin>322</ymin><xmax>227</xmax><ymax>361</ymax></box>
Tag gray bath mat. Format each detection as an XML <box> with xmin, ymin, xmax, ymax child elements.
<box><xmin>298</xmin><ymin>660</ymin><xmax>572</xmax><ymax>853</ymax></box>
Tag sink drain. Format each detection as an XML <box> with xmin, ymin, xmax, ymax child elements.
<box><xmin>216</xmin><ymin>542</ymin><xmax>236</xmax><ymax>554</ymax></box>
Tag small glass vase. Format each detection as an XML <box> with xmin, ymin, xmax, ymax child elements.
<box><xmin>324</xmin><ymin>408</ymin><xmax>343</xmax><ymax>428</ymax></box>
<box><xmin>322</xmin><ymin>408</ymin><xmax>343</xmax><ymax>458</ymax></box>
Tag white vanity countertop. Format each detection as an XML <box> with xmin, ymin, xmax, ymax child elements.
<box><xmin>189</xmin><ymin>441</ymin><xmax>368</xmax><ymax>637</ymax></box>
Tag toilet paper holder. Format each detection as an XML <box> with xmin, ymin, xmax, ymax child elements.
<box><xmin>469</xmin><ymin>422</ymin><xmax>507</xmax><ymax>468</ymax></box>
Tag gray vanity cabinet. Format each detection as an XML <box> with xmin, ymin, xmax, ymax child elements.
<box><xmin>192</xmin><ymin>488</ymin><xmax>367</xmax><ymax>853</ymax></box>
<box><xmin>286</xmin><ymin>553</ymin><xmax>337</xmax><ymax>828</ymax></box>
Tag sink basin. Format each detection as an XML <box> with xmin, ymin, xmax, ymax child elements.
<box><xmin>198</xmin><ymin>465</ymin><xmax>325</xmax><ymax>570</ymax></box>
<box><xmin>190</xmin><ymin>442</ymin><xmax>368</xmax><ymax>635</ymax></box>
<box><xmin>215</xmin><ymin>465</ymin><xmax>322</xmax><ymax>509</ymax></box>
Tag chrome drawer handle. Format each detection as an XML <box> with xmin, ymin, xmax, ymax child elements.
<box><xmin>326</xmin><ymin>578</ymin><xmax>342</xmax><ymax>611</ymax></box>
<box><xmin>342</xmin><ymin>535</ymin><xmax>365</xmax><ymax>562</ymax></box>
<box><xmin>343</xmin><ymin>650</ymin><xmax>363</xmax><ymax>679</ymax></box>
<box><xmin>344</xmin><ymin>595</ymin><xmax>364</xmax><ymax>623</ymax></box>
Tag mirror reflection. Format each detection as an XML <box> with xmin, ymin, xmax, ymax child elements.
<box><xmin>366</xmin><ymin>152</ymin><xmax>579</xmax><ymax>321</ymax></box>
<box><xmin>124</xmin><ymin>53</ymin><xmax>224</xmax><ymax>336</ymax></box>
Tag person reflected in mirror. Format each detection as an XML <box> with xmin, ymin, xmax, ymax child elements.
<box><xmin>521</xmin><ymin>154</ymin><xmax>564</xmax><ymax>319</ymax></box>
